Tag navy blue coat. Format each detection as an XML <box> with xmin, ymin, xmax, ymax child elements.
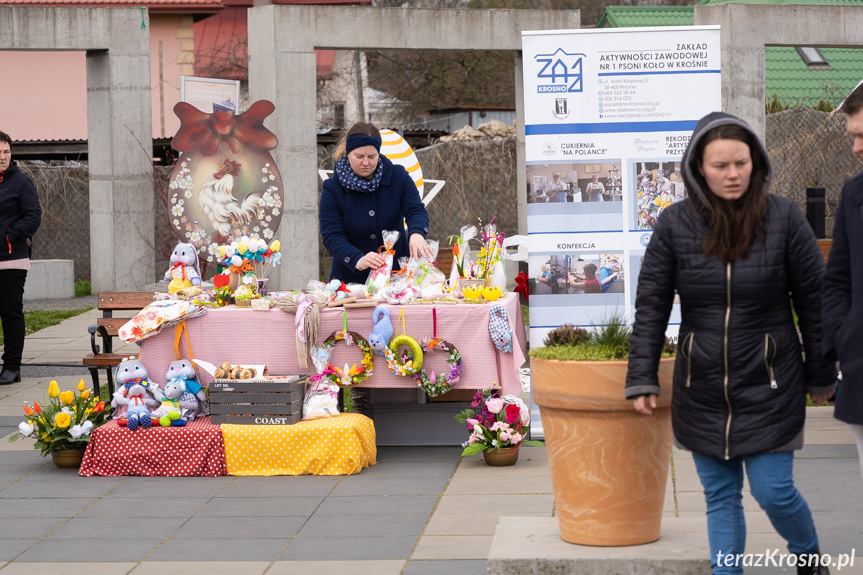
<box><xmin>0</xmin><ymin>160</ymin><xmax>42</xmax><ymax>262</ymax></box>
<box><xmin>822</xmin><ymin>172</ymin><xmax>863</xmax><ymax>426</ymax></box>
<box><xmin>319</xmin><ymin>155</ymin><xmax>429</xmax><ymax>285</ymax></box>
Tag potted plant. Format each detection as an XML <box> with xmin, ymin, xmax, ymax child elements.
<box><xmin>9</xmin><ymin>378</ymin><xmax>112</xmax><ymax>468</ymax></box>
<box><xmin>454</xmin><ymin>383</ymin><xmax>543</xmax><ymax>466</ymax></box>
<box><xmin>529</xmin><ymin>319</ymin><xmax>675</xmax><ymax>546</ymax></box>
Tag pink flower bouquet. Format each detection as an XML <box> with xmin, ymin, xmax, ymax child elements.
<box><xmin>454</xmin><ymin>383</ymin><xmax>543</xmax><ymax>456</ymax></box>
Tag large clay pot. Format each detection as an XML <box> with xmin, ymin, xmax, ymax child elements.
<box><xmin>51</xmin><ymin>448</ymin><xmax>86</xmax><ymax>469</ymax></box>
<box><xmin>531</xmin><ymin>357</ymin><xmax>674</xmax><ymax>546</ymax></box>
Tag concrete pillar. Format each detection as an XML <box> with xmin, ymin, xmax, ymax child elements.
<box><xmin>2</xmin><ymin>7</ymin><xmax>153</xmax><ymax>291</ymax></box>
<box><xmin>248</xmin><ymin>5</ymin><xmax>579</xmax><ymax>289</ymax></box>
<box><xmin>86</xmin><ymin>16</ymin><xmax>154</xmax><ymax>291</ymax></box>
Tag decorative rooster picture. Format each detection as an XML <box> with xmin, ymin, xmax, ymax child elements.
<box><xmin>167</xmin><ymin>100</ymin><xmax>283</xmax><ymax>262</ymax></box>
<box><xmin>198</xmin><ymin>159</ymin><xmax>263</xmax><ymax>239</ymax></box>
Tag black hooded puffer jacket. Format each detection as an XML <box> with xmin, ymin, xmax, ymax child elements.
<box><xmin>625</xmin><ymin>112</ymin><xmax>836</xmax><ymax>460</ymax></box>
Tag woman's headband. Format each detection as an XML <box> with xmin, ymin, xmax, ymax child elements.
<box><xmin>346</xmin><ymin>134</ymin><xmax>382</xmax><ymax>154</ymax></box>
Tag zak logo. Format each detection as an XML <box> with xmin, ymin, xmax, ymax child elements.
<box><xmin>553</xmin><ymin>98</ymin><xmax>569</xmax><ymax>119</ymax></box>
<box><xmin>535</xmin><ymin>48</ymin><xmax>585</xmax><ymax>94</ymax></box>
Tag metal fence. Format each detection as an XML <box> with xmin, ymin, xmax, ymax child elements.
<box><xmin>24</xmin><ymin>109</ymin><xmax>863</xmax><ymax>283</ymax></box>
<box><xmin>766</xmin><ymin>107</ymin><xmax>863</xmax><ymax>236</ymax></box>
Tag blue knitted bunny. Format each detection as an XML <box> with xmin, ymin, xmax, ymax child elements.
<box><xmin>369</xmin><ymin>305</ymin><xmax>394</xmax><ymax>356</ymax></box>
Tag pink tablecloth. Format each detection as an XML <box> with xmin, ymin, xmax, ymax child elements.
<box><xmin>138</xmin><ymin>293</ymin><xmax>527</xmax><ymax>396</ymax></box>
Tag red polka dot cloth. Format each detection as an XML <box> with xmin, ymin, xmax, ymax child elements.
<box><xmin>79</xmin><ymin>417</ymin><xmax>227</xmax><ymax>477</ymax></box>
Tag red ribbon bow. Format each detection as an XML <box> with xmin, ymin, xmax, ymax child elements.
<box><xmin>514</xmin><ymin>271</ymin><xmax>529</xmax><ymax>302</ymax></box>
<box><xmin>171</xmin><ymin>262</ymin><xmax>187</xmax><ymax>279</ymax></box>
<box><xmin>171</xmin><ymin>100</ymin><xmax>278</xmax><ymax>157</ymax></box>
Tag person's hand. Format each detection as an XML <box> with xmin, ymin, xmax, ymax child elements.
<box><xmin>633</xmin><ymin>394</ymin><xmax>657</xmax><ymax>415</ymax></box>
<box><xmin>356</xmin><ymin>251</ymin><xmax>385</xmax><ymax>271</ymax></box>
<box><xmin>410</xmin><ymin>233</ymin><xmax>433</xmax><ymax>260</ymax></box>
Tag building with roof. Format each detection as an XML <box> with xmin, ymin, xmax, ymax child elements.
<box><xmin>0</xmin><ymin>0</ymin><xmax>370</xmax><ymax>145</ymax></box>
<box><xmin>596</xmin><ymin>1</ymin><xmax>863</xmax><ymax>110</ymax></box>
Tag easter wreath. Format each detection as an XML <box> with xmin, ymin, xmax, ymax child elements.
<box><xmin>384</xmin><ymin>334</ymin><xmax>424</xmax><ymax>376</ymax></box>
<box><xmin>318</xmin><ymin>330</ymin><xmax>374</xmax><ymax>386</ymax></box>
<box><xmin>413</xmin><ymin>337</ymin><xmax>463</xmax><ymax>397</ymax></box>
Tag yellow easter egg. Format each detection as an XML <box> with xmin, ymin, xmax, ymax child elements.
<box><xmin>380</xmin><ymin>129</ymin><xmax>424</xmax><ymax>199</ymax></box>
<box><xmin>236</xmin><ymin>242</ymin><xmax>248</xmax><ymax>255</ymax></box>
<box><xmin>269</xmin><ymin>240</ymin><xmax>280</xmax><ymax>252</ymax></box>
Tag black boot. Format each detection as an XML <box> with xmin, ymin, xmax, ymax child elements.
<box><xmin>797</xmin><ymin>551</ymin><xmax>830</xmax><ymax>575</ymax></box>
<box><xmin>0</xmin><ymin>369</ymin><xmax>21</xmax><ymax>385</ymax></box>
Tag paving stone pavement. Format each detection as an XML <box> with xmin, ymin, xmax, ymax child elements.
<box><xmin>0</xmin><ymin>308</ymin><xmax>861</xmax><ymax>574</ymax></box>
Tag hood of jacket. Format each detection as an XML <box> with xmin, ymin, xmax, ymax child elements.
<box><xmin>0</xmin><ymin>159</ymin><xmax>21</xmax><ymax>178</ymax></box>
<box><xmin>681</xmin><ymin>112</ymin><xmax>773</xmax><ymax>212</ymax></box>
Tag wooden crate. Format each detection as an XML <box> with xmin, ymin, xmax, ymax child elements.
<box><xmin>209</xmin><ymin>375</ymin><xmax>307</xmax><ymax>425</ymax></box>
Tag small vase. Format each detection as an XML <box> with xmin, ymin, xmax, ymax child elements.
<box><xmin>257</xmin><ymin>277</ymin><xmax>269</xmax><ymax>296</ymax></box>
<box><xmin>482</xmin><ymin>445</ymin><xmax>519</xmax><ymax>466</ymax></box>
<box><xmin>51</xmin><ymin>448</ymin><xmax>85</xmax><ymax>469</ymax></box>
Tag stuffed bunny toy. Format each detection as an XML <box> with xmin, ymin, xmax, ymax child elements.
<box><xmin>111</xmin><ymin>357</ymin><xmax>160</xmax><ymax>430</ymax></box>
<box><xmin>164</xmin><ymin>242</ymin><xmax>202</xmax><ymax>294</ymax></box>
<box><xmin>368</xmin><ymin>305</ymin><xmax>393</xmax><ymax>356</ymax></box>
<box><xmin>165</xmin><ymin>359</ymin><xmax>208</xmax><ymax>417</ymax></box>
<box><xmin>148</xmin><ymin>379</ymin><xmax>199</xmax><ymax>426</ymax></box>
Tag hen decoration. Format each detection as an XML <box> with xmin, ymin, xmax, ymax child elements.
<box><xmin>167</xmin><ymin>100</ymin><xmax>284</xmax><ymax>265</ymax></box>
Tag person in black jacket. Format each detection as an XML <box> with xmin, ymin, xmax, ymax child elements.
<box><xmin>625</xmin><ymin>113</ymin><xmax>835</xmax><ymax>575</ymax></box>
<box><xmin>822</xmin><ymin>82</ymin><xmax>863</xmax><ymax>482</ymax></box>
<box><xmin>0</xmin><ymin>131</ymin><xmax>42</xmax><ymax>385</ymax></box>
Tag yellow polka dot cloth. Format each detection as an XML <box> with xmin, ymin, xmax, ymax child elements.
<box><xmin>221</xmin><ymin>413</ymin><xmax>377</xmax><ymax>476</ymax></box>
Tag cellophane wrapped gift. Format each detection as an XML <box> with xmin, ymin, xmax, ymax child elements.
<box><xmin>449</xmin><ymin>224</ymin><xmax>478</xmax><ymax>283</ymax></box>
<box><xmin>364</xmin><ymin>229</ymin><xmax>400</xmax><ymax>298</ymax></box>
<box><xmin>481</xmin><ymin>222</ymin><xmax>507</xmax><ymax>291</ymax></box>
<box><xmin>302</xmin><ymin>378</ymin><xmax>340</xmax><ymax>420</ymax></box>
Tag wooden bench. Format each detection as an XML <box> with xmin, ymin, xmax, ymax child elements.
<box><xmin>83</xmin><ymin>291</ymin><xmax>155</xmax><ymax>396</ymax></box>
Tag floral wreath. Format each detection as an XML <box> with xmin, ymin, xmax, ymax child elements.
<box><xmin>413</xmin><ymin>337</ymin><xmax>462</xmax><ymax>397</ymax></box>
<box><xmin>384</xmin><ymin>334</ymin><xmax>424</xmax><ymax>376</ymax></box>
<box><xmin>318</xmin><ymin>330</ymin><xmax>374</xmax><ymax>386</ymax></box>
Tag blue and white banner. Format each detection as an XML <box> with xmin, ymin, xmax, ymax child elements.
<box><xmin>521</xmin><ymin>26</ymin><xmax>721</xmax><ymax>348</ymax></box>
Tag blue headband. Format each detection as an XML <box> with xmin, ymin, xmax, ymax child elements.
<box><xmin>346</xmin><ymin>134</ymin><xmax>382</xmax><ymax>154</ymax></box>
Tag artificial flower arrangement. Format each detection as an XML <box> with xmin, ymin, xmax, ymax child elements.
<box><xmin>9</xmin><ymin>379</ymin><xmax>112</xmax><ymax>456</ymax></box>
<box><xmin>213</xmin><ymin>236</ymin><xmax>282</xmax><ymax>298</ymax></box>
<box><xmin>454</xmin><ymin>384</ymin><xmax>543</xmax><ymax>456</ymax></box>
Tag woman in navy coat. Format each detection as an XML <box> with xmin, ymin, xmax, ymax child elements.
<box><xmin>319</xmin><ymin>122</ymin><xmax>431</xmax><ymax>285</ymax></box>
<box><xmin>319</xmin><ymin>122</ymin><xmax>431</xmax><ymax>414</ymax></box>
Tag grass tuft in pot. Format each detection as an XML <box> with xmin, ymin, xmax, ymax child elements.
<box><xmin>531</xmin><ymin>316</ymin><xmax>675</xmax><ymax>361</ymax></box>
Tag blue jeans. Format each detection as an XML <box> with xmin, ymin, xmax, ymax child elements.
<box><xmin>692</xmin><ymin>451</ymin><xmax>820</xmax><ymax>575</ymax></box>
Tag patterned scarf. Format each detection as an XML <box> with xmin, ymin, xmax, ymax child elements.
<box><xmin>334</xmin><ymin>156</ymin><xmax>383</xmax><ymax>193</ymax></box>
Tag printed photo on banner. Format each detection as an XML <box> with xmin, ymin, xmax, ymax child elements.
<box><xmin>631</xmin><ymin>160</ymin><xmax>685</xmax><ymax>231</ymax></box>
<box><xmin>529</xmin><ymin>253</ymin><xmax>625</xmax><ymax>296</ymax></box>
<box><xmin>527</xmin><ymin>161</ymin><xmax>623</xmax><ymax>205</ymax></box>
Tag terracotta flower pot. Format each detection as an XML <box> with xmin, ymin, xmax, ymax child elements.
<box><xmin>51</xmin><ymin>448</ymin><xmax>86</xmax><ymax>469</ymax></box>
<box><xmin>483</xmin><ymin>444</ymin><xmax>519</xmax><ymax>466</ymax></box>
<box><xmin>531</xmin><ymin>357</ymin><xmax>674</xmax><ymax>546</ymax></box>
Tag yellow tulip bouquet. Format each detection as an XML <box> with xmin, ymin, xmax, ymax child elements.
<box><xmin>8</xmin><ymin>379</ymin><xmax>112</xmax><ymax>457</ymax></box>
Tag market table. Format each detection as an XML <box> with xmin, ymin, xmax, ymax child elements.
<box><xmin>137</xmin><ymin>293</ymin><xmax>526</xmax><ymax>397</ymax></box>
<box><xmin>78</xmin><ymin>417</ymin><xmax>227</xmax><ymax>477</ymax></box>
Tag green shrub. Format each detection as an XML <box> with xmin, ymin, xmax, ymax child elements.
<box><xmin>74</xmin><ymin>280</ymin><xmax>91</xmax><ymax>297</ymax></box>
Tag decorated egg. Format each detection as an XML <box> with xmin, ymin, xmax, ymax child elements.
<box><xmin>380</xmin><ymin>129</ymin><xmax>424</xmax><ymax>199</ymax></box>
